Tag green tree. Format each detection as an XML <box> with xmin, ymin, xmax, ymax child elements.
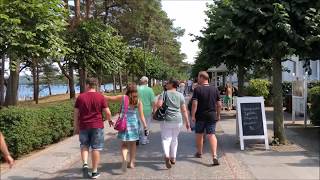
<box><xmin>0</xmin><ymin>0</ymin><xmax>68</xmax><ymax>105</ymax></box>
<box><xmin>67</xmin><ymin>20</ymin><xmax>127</xmax><ymax>92</ymax></box>
<box><xmin>195</xmin><ymin>0</ymin><xmax>320</xmax><ymax>144</ymax></box>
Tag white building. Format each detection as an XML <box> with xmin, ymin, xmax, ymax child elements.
<box><xmin>282</xmin><ymin>56</ymin><xmax>320</xmax><ymax>82</ymax></box>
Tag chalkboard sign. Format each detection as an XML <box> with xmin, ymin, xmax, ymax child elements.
<box><xmin>236</xmin><ymin>97</ymin><xmax>269</xmax><ymax>150</ymax></box>
<box><xmin>240</xmin><ymin>103</ymin><xmax>264</xmax><ymax>136</ymax></box>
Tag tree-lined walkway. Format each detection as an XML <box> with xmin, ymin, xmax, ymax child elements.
<box><xmin>1</xmin><ymin>101</ymin><xmax>319</xmax><ymax>179</ymax></box>
<box><xmin>53</xmin><ymin>121</ymin><xmax>254</xmax><ymax>180</ymax></box>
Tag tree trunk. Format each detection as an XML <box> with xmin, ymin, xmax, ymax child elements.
<box><xmin>0</xmin><ymin>54</ymin><xmax>5</xmax><ymax>106</ymax></box>
<box><xmin>79</xmin><ymin>66</ymin><xmax>86</xmax><ymax>93</ymax></box>
<box><xmin>272</xmin><ymin>58</ymin><xmax>286</xmax><ymax>144</ymax></box>
<box><xmin>125</xmin><ymin>70</ymin><xmax>129</xmax><ymax>86</ymax></box>
<box><xmin>68</xmin><ymin>63</ymin><xmax>76</xmax><ymax>99</ymax></box>
<box><xmin>119</xmin><ymin>71</ymin><xmax>123</xmax><ymax>92</ymax></box>
<box><xmin>85</xmin><ymin>0</ymin><xmax>92</xmax><ymax>19</ymax></box>
<box><xmin>48</xmin><ymin>84</ymin><xmax>52</xmax><ymax>96</ymax></box>
<box><xmin>31</xmin><ymin>58</ymin><xmax>39</xmax><ymax>104</ymax></box>
<box><xmin>4</xmin><ymin>58</ymin><xmax>20</xmax><ymax>106</ymax></box>
<box><xmin>237</xmin><ymin>65</ymin><xmax>245</xmax><ymax>96</ymax></box>
<box><xmin>112</xmin><ymin>74</ymin><xmax>116</xmax><ymax>93</ymax></box>
<box><xmin>74</xmin><ymin>0</ymin><xmax>81</xmax><ymax>20</ymax></box>
<box><xmin>148</xmin><ymin>76</ymin><xmax>152</xmax><ymax>87</ymax></box>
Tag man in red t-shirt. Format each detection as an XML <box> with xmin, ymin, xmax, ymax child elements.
<box><xmin>74</xmin><ymin>78</ymin><xmax>112</xmax><ymax>179</ymax></box>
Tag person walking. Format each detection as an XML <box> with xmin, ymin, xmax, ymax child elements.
<box><xmin>191</xmin><ymin>71</ymin><xmax>222</xmax><ymax>166</ymax></box>
<box><xmin>224</xmin><ymin>83</ymin><xmax>233</xmax><ymax>111</ymax></box>
<box><xmin>0</xmin><ymin>132</ymin><xmax>14</xmax><ymax>168</ymax></box>
<box><xmin>74</xmin><ymin>78</ymin><xmax>112</xmax><ymax>179</ymax></box>
<box><xmin>106</xmin><ymin>83</ymin><xmax>148</xmax><ymax>172</ymax></box>
<box><xmin>155</xmin><ymin>79</ymin><xmax>190</xmax><ymax>169</ymax></box>
<box><xmin>187</xmin><ymin>79</ymin><xmax>193</xmax><ymax>94</ymax></box>
<box><xmin>138</xmin><ymin>76</ymin><xmax>155</xmax><ymax>145</ymax></box>
<box><xmin>178</xmin><ymin>80</ymin><xmax>186</xmax><ymax>96</ymax></box>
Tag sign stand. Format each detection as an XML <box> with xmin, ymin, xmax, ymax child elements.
<box><xmin>236</xmin><ymin>97</ymin><xmax>269</xmax><ymax>150</ymax></box>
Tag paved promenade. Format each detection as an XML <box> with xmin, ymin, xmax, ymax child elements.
<box><xmin>1</xmin><ymin>98</ymin><xmax>319</xmax><ymax>180</ymax></box>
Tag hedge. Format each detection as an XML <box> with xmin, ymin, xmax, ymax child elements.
<box><xmin>0</xmin><ymin>85</ymin><xmax>163</xmax><ymax>159</ymax></box>
<box><xmin>0</xmin><ymin>101</ymin><xmax>74</xmax><ymax>158</ymax></box>
<box><xmin>310</xmin><ymin>86</ymin><xmax>320</xmax><ymax>126</ymax></box>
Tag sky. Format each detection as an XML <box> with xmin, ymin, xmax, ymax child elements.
<box><xmin>161</xmin><ymin>0</ymin><xmax>211</xmax><ymax>64</ymax></box>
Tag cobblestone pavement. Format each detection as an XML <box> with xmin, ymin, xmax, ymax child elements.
<box><xmin>53</xmin><ymin>120</ymin><xmax>255</xmax><ymax>180</ymax></box>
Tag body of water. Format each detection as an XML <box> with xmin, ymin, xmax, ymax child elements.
<box><xmin>17</xmin><ymin>83</ymin><xmax>114</xmax><ymax>100</ymax></box>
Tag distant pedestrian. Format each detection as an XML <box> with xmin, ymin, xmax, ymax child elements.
<box><xmin>0</xmin><ymin>132</ymin><xmax>14</xmax><ymax>168</ymax></box>
<box><xmin>106</xmin><ymin>83</ymin><xmax>148</xmax><ymax>172</ymax></box>
<box><xmin>224</xmin><ymin>83</ymin><xmax>233</xmax><ymax>111</ymax></box>
<box><xmin>138</xmin><ymin>76</ymin><xmax>155</xmax><ymax>145</ymax></box>
<box><xmin>74</xmin><ymin>78</ymin><xmax>112</xmax><ymax>179</ymax></box>
<box><xmin>191</xmin><ymin>71</ymin><xmax>222</xmax><ymax>166</ymax></box>
<box><xmin>187</xmin><ymin>79</ymin><xmax>193</xmax><ymax>94</ymax></box>
<box><xmin>155</xmin><ymin>78</ymin><xmax>190</xmax><ymax>169</ymax></box>
<box><xmin>178</xmin><ymin>80</ymin><xmax>186</xmax><ymax>96</ymax></box>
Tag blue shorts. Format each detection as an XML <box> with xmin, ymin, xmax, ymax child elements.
<box><xmin>195</xmin><ymin>121</ymin><xmax>217</xmax><ymax>134</ymax></box>
<box><xmin>79</xmin><ymin>128</ymin><xmax>104</xmax><ymax>150</ymax></box>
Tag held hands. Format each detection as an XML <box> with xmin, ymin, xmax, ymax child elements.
<box><xmin>108</xmin><ymin>120</ymin><xmax>114</xmax><ymax>127</ymax></box>
<box><xmin>192</xmin><ymin>116</ymin><xmax>196</xmax><ymax>123</ymax></box>
<box><xmin>185</xmin><ymin>122</ymin><xmax>191</xmax><ymax>131</ymax></box>
<box><xmin>144</xmin><ymin>128</ymin><xmax>149</xmax><ymax>136</ymax></box>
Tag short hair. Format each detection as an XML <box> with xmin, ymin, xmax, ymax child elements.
<box><xmin>198</xmin><ymin>71</ymin><xmax>209</xmax><ymax>80</ymax></box>
<box><xmin>85</xmin><ymin>78</ymin><xmax>98</xmax><ymax>89</ymax></box>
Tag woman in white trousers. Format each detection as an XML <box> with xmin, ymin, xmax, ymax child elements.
<box><xmin>155</xmin><ymin>79</ymin><xmax>190</xmax><ymax>169</ymax></box>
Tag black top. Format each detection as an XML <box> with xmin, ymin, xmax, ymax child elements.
<box><xmin>192</xmin><ymin>84</ymin><xmax>221</xmax><ymax>116</ymax></box>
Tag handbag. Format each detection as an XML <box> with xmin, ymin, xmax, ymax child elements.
<box><xmin>114</xmin><ymin>95</ymin><xmax>129</xmax><ymax>132</ymax></box>
<box><xmin>153</xmin><ymin>91</ymin><xmax>168</xmax><ymax>121</ymax></box>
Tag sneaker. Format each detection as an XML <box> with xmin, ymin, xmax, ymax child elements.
<box><xmin>82</xmin><ymin>164</ymin><xmax>89</xmax><ymax>178</ymax></box>
<box><xmin>91</xmin><ymin>172</ymin><xmax>100</xmax><ymax>179</ymax></box>
<box><xmin>165</xmin><ymin>158</ymin><xmax>172</xmax><ymax>169</ymax></box>
<box><xmin>213</xmin><ymin>157</ymin><xmax>220</xmax><ymax>166</ymax></box>
<box><xmin>136</xmin><ymin>140</ymin><xmax>139</xmax><ymax>146</ymax></box>
<box><xmin>194</xmin><ymin>152</ymin><xmax>202</xmax><ymax>158</ymax></box>
<box><xmin>170</xmin><ymin>159</ymin><xmax>176</xmax><ymax>165</ymax></box>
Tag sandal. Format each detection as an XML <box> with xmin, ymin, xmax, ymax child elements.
<box><xmin>165</xmin><ymin>157</ymin><xmax>172</xmax><ymax>169</ymax></box>
<box><xmin>194</xmin><ymin>152</ymin><xmax>202</xmax><ymax>158</ymax></box>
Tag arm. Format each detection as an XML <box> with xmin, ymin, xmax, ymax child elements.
<box><xmin>180</xmin><ymin>104</ymin><xmax>190</xmax><ymax>130</ymax></box>
<box><xmin>0</xmin><ymin>132</ymin><xmax>14</xmax><ymax>168</ymax></box>
<box><xmin>138</xmin><ymin>101</ymin><xmax>147</xmax><ymax>129</ymax></box>
<box><xmin>216</xmin><ymin>101</ymin><xmax>222</xmax><ymax>121</ymax></box>
<box><xmin>191</xmin><ymin>100</ymin><xmax>198</xmax><ymax>123</ymax></box>
<box><xmin>73</xmin><ymin>108</ymin><xmax>80</xmax><ymax>134</ymax></box>
<box><xmin>103</xmin><ymin>107</ymin><xmax>113</xmax><ymax>127</ymax></box>
<box><xmin>105</xmin><ymin>95</ymin><xmax>123</xmax><ymax>102</ymax></box>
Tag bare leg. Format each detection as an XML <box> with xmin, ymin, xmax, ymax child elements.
<box><xmin>128</xmin><ymin>141</ymin><xmax>137</xmax><ymax>168</ymax></box>
<box><xmin>207</xmin><ymin>134</ymin><xmax>218</xmax><ymax>157</ymax></box>
<box><xmin>81</xmin><ymin>147</ymin><xmax>89</xmax><ymax>165</ymax></box>
<box><xmin>92</xmin><ymin>150</ymin><xmax>100</xmax><ymax>172</ymax></box>
<box><xmin>121</xmin><ymin>142</ymin><xmax>128</xmax><ymax>172</ymax></box>
<box><xmin>196</xmin><ymin>133</ymin><xmax>204</xmax><ymax>154</ymax></box>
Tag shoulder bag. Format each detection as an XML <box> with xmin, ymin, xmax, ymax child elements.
<box><xmin>114</xmin><ymin>95</ymin><xmax>129</xmax><ymax>132</ymax></box>
<box><xmin>153</xmin><ymin>91</ymin><xmax>168</xmax><ymax>121</ymax></box>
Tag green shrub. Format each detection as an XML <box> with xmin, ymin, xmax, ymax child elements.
<box><xmin>310</xmin><ymin>86</ymin><xmax>320</xmax><ymax>126</ymax></box>
<box><xmin>0</xmin><ymin>101</ymin><xmax>74</xmax><ymax>158</ymax></box>
<box><xmin>247</xmin><ymin>79</ymin><xmax>271</xmax><ymax>100</ymax></box>
<box><xmin>152</xmin><ymin>85</ymin><xmax>163</xmax><ymax>96</ymax></box>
